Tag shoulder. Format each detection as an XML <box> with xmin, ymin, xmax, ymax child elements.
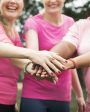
<box><xmin>63</xmin><ymin>14</ymin><xmax>75</xmax><ymax>23</ymax></box>
<box><xmin>25</xmin><ymin>14</ymin><xmax>42</xmax><ymax>25</ymax></box>
<box><xmin>24</xmin><ymin>14</ymin><xmax>43</xmax><ymax>32</ymax></box>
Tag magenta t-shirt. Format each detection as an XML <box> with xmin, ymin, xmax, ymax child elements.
<box><xmin>22</xmin><ymin>14</ymin><xmax>74</xmax><ymax>101</ymax></box>
<box><xmin>0</xmin><ymin>23</ymin><xmax>22</xmax><ymax>104</ymax></box>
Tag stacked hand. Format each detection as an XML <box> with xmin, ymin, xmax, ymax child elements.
<box><xmin>28</xmin><ymin>50</ymin><xmax>66</xmax><ymax>75</ymax></box>
<box><xmin>26</xmin><ymin>52</ymin><xmax>76</xmax><ymax>83</ymax></box>
<box><xmin>25</xmin><ymin>62</ymin><xmax>58</xmax><ymax>84</ymax></box>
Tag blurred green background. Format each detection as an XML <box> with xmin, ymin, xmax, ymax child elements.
<box><xmin>16</xmin><ymin>0</ymin><xmax>90</xmax><ymax>34</ymax></box>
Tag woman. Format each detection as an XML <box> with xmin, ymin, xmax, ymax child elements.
<box><xmin>49</xmin><ymin>17</ymin><xmax>90</xmax><ymax>112</ymax></box>
<box><xmin>20</xmin><ymin>0</ymin><xmax>85</xmax><ymax>112</ymax></box>
<box><xmin>0</xmin><ymin>0</ymin><xmax>65</xmax><ymax>111</ymax></box>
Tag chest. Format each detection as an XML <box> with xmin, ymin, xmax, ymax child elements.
<box><xmin>38</xmin><ymin>25</ymin><xmax>69</xmax><ymax>50</ymax></box>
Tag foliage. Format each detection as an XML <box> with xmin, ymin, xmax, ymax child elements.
<box><xmin>16</xmin><ymin>0</ymin><xmax>90</xmax><ymax>33</ymax></box>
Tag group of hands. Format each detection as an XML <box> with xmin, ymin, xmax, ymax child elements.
<box><xmin>24</xmin><ymin>50</ymin><xmax>86</xmax><ymax>112</ymax></box>
<box><xmin>27</xmin><ymin>50</ymin><xmax>74</xmax><ymax>83</ymax></box>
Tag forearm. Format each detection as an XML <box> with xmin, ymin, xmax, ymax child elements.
<box><xmin>11</xmin><ymin>58</ymin><xmax>31</xmax><ymax>70</ymax></box>
<box><xmin>72</xmin><ymin>52</ymin><xmax>90</xmax><ymax>68</ymax></box>
<box><xmin>72</xmin><ymin>69</ymin><xmax>83</xmax><ymax>98</ymax></box>
<box><xmin>0</xmin><ymin>42</ymin><xmax>35</xmax><ymax>59</ymax></box>
<box><xmin>50</xmin><ymin>41</ymin><xmax>76</xmax><ymax>59</ymax></box>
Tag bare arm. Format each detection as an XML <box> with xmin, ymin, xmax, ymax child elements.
<box><xmin>63</xmin><ymin>52</ymin><xmax>90</xmax><ymax>70</ymax></box>
<box><xmin>24</xmin><ymin>29</ymin><xmax>65</xmax><ymax>73</ymax></box>
<box><xmin>72</xmin><ymin>69</ymin><xmax>83</xmax><ymax>99</ymax></box>
<box><xmin>0</xmin><ymin>42</ymin><xmax>64</xmax><ymax>74</ymax></box>
<box><xmin>0</xmin><ymin>42</ymin><xmax>34</xmax><ymax>59</ymax></box>
<box><xmin>50</xmin><ymin>41</ymin><xmax>76</xmax><ymax>59</ymax></box>
<box><xmin>11</xmin><ymin>29</ymin><xmax>39</xmax><ymax>71</ymax></box>
<box><xmin>72</xmin><ymin>52</ymin><xmax>90</xmax><ymax>68</ymax></box>
<box><xmin>72</xmin><ymin>69</ymin><xmax>86</xmax><ymax>112</ymax></box>
<box><xmin>11</xmin><ymin>29</ymin><xmax>64</xmax><ymax>75</ymax></box>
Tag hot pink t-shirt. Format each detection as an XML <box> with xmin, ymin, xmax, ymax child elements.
<box><xmin>0</xmin><ymin>23</ymin><xmax>22</xmax><ymax>104</ymax></box>
<box><xmin>63</xmin><ymin>18</ymin><xmax>90</xmax><ymax>111</ymax></box>
<box><xmin>22</xmin><ymin>14</ymin><xmax>74</xmax><ymax>101</ymax></box>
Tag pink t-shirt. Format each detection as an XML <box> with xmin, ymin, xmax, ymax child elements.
<box><xmin>0</xmin><ymin>23</ymin><xmax>22</xmax><ymax>104</ymax></box>
<box><xmin>63</xmin><ymin>18</ymin><xmax>90</xmax><ymax>111</ymax></box>
<box><xmin>22</xmin><ymin>14</ymin><xmax>74</xmax><ymax>101</ymax></box>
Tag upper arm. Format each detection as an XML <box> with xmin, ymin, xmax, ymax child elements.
<box><xmin>51</xmin><ymin>21</ymin><xmax>81</xmax><ymax>59</ymax></box>
<box><xmin>23</xmin><ymin>18</ymin><xmax>39</xmax><ymax>50</ymax></box>
<box><xmin>25</xmin><ymin>29</ymin><xmax>39</xmax><ymax>50</ymax></box>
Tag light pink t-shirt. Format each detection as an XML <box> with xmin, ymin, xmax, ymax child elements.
<box><xmin>0</xmin><ymin>23</ymin><xmax>22</xmax><ymax>104</ymax></box>
<box><xmin>22</xmin><ymin>14</ymin><xmax>74</xmax><ymax>101</ymax></box>
<box><xmin>63</xmin><ymin>18</ymin><xmax>90</xmax><ymax>111</ymax></box>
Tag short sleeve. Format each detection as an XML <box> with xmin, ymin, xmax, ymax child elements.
<box><xmin>24</xmin><ymin>17</ymin><xmax>38</xmax><ymax>32</ymax></box>
<box><xmin>23</xmin><ymin>17</ymin><xmax>39</xmax><ymax>40</ymax></box>
<box><xmin>0</xmin><ymin>24</ymin><xmax>12</xmax><ymax>44</ymax></box>
<box><xmin>63</xmin><ymin>21</ymin><xmax>81</xmax><ymax>48</ymax></box>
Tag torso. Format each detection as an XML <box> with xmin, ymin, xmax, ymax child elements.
<box><xmin>22</xmin><ymin>14</ymin><xmax>75</xmax><ymax>101</ymax></box>
<box><xmin>0</xmin><ymin>23</ymin><xmax>22</xmax><ymax>104</ymax></box>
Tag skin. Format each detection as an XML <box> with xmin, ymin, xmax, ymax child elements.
<box><xmin>0</xmin><ymin>0</ymin><xmax>66</xmax><ymax>74</ymax></box>
<box><xmin>23</xmin><ymin>0</ymin><xmax>85</xmax><ymax>111</ymax></box>
<box><xmin>53</xmin><ymin>41</ymin><xmax>90</xmax><ymax>69</ymax></box>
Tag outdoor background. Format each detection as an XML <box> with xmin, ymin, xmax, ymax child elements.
<box><xmin>17</xmin><ymin>0</ymin><xmax>90</xmax><ymax>112</ymax></box>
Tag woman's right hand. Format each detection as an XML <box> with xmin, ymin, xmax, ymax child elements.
<box><xmin>26</xmin><ymin>63</ymin><xmax>58</xmax><ymax>84</ymax></box>
<box><xmin>28</xmin><ymin>50</ymin><xmax>66</xmax><ymax>75</ymax></box>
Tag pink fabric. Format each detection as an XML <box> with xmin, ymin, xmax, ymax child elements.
<box><xmin>63</xmin><ymin>18</ymin><xmax>90</xmax><ymax>112</ymax></box>
<box><xmin>0</xmin><ymin>24</ymin><xmax>22</xmax><ymax>104</ymax></box>
<box><xmin>22</xmin><ymin>14</ymin><xmax>74</xmax><ymax>101</ymax></box>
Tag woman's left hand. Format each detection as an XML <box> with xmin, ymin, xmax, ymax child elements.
<box><xmin>76</xmin><ymin>96</ymin><xmax>86</xmax><ymax>112</ymax></box>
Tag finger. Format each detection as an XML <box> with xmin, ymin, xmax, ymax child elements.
<box><xmin>36</xmin><ymin>66</ymin><xmax>43</xmax><ymax>76</ymax></box>
<box><xmin>32</xmin><ymin>64</ymin><xmax>37</xmax><ymax>70</ymax></box>
<box><xmin>52</xmin><ymin>73</ymin><xmax>58</xmax><ymax>83</ymax></box>
<box><xmin>32</xmin><ymin>65</ymin><xmax>39</xmax><ymax>76</ymax></box>
<box><xmin>83</xmin><ymin>104</ymin><xmax>86</xmax><ymax>112</ymax></box>
<box><xmin>41</xmin><ymin>71</ymin><xmax>48</xmax><ymax>78</ymax></box>
<box><xmin>78</xmin><ymin>104</ymin><xmax>83</xmax><ymax>112</ymax></box>
<box><xmin>42</xmin><ymin>63</ymin><xmax>54</xmax><ymax>75</ymax></box>
<box><xmin>51</xmin><ymin>59</ymin><xmax>66</xmax><ymax>71</ymax></box>
<box><xmin>52</xmin><ymin>53</ymin><xmax>67</xmax><ymax>63</ymax></box>
<box><xmin>46</xmin><ymin>59</ymin><xmax>60</xmax><ymax>73</ymax></box>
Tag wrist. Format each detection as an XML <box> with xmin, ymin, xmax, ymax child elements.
<box><xmin>68</xmin><ymin>58</ymin><xmax>77</xmax><ymax>69</ymax></box>
<box><xmin>26</xmin><ymin>49</ymin><xmax>35</xmax><ymax>60</ymax></box>
<box><xmin>76</xmin><ymin>94</ymin><xmax>84</xmax><ymax>100</ymax></box>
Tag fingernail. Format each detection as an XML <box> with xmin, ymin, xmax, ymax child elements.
<box><xmin>62</xmin><ymin>67</ymin><xmax>65</xmax><ymax>70</ymax></box>
<box><xmin>65</xmin><ymin>60</ymin><xmax>68</xmax><ymax>63</ymax></box>
<box><xmin>36</xmin><ymin>73</ymin><xmax>40</xmax><ymax>76</ymax></box>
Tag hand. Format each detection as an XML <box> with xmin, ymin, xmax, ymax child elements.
<box><xmin>29</xmin><ymin>65</ymin><xmax>58</xmax><ymax>84</ymax></box>
<box><xmin>76</xmin><ymin>96</ymin><xmax>86</xmax><ymax>112</ymax></box>
<box><xmin>25</xmin><ymin>62</ymin><xmax>38</xmax><ymax>75</ymax></box>
<box><xmin>29</xmin><ymin>50</ymin><xmax>66</xmax><ymax>75</ymax></box>
<box><xmin>34</xmin><ymin>66</ymin><xmax>58</xmax><ymax>84</ymax></box>
<box><xmin>61</xmin><ymin>59</ymin><xmax>75</xmax><ymax>70</ymax></box>
<box><xmin>15</xmin><ymin>103</ymin><xmax>19</xmax><ymax>112</ymax></box>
